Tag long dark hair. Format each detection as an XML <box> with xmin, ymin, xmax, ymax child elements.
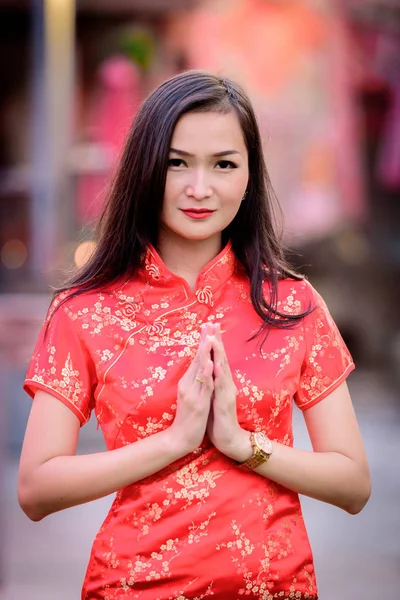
<box><xmin>55</xmin><ymin>70</ymin><xmax>310</xmax><ymax>338</ymax></box>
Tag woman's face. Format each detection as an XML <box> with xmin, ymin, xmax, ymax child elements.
<box><xmin>161</xmin><ymin>110</ymin><xmax>249</xmax><ymax>245</ymax></box>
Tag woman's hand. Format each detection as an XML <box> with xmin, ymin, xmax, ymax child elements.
<box><xmin>207</xmin><ymin>323</ymin><xmax>252</xmax><ymax>461</ymax></box>
<box><xmin>169</xmin><ymin>325</ymin><xmax>214</xmax><ymax>454</ymax></box>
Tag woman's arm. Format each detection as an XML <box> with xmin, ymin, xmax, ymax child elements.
<box><xmin>18</xmin><ymin>391</ymin><xmax>187</xmax><ymax>521</ymax></box>
<box><xmin>18</xmin><ymin>329</ymin><xmax>215</xmax><ymax>522</ymax></box>
<box><xmin>226</xmin><ymin>382</ymin><xmax>371</xmax><ymax>514</ymax></box>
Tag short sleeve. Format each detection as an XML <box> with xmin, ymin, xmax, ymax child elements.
<box><xmin>294</xmin><ymin>282</ymin><xmax>355</xmax><ymax>410</ymax></box>
<box><xmin>23</xmin><ymin>295</ymin><xmax>97</xmax><ymax>425</ymax></box>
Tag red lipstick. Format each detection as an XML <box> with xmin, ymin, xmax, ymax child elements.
<box><xmin>181</xmin><ymin>208</ymin><xmax>215</xmax><ymax>220</ymax></box>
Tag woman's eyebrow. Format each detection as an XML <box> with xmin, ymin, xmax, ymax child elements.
<box><xmin>169</xmin><ymin>148</ymin><xmax>241</xmax><ymax>158</ymax></box>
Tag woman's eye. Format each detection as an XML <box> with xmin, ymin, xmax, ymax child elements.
<box><xmin>215</xmin><ymin>160</ymin><xmax>237</xmax><ymax>170</ymax></box>
<box><xmin>168</xmin><ymin>158</ymin><xmax>186</xmax><ymax>168</ymax></box>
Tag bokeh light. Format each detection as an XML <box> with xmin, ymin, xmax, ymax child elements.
<box><xmin>1</xmin><ymin>239</ymin><xmax>28</xmax><ymax>269</ymax></box>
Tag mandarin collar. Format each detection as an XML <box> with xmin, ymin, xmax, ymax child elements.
<box><xmin>141</xmin><ymin>241</ymin><xmax>237</xmax><ymax>297</ymax></box>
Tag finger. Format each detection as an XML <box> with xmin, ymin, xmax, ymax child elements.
<box><xmin>215</xmin><ymin>323</ymin><xmax>226</xmax><ymax>354</ymax></box>
<box><xmin>194</xmin><ymin>365</ymin><xmax>212</xmax><ymax>392</ymax></box>
<box><xmin>199</xmin><ymin>336</ymin><xmax>213</xmax><ymax>373</ymax></box>
<box><xmin>212</xmin><ymin>345</ymin><xmax>225</xmax><ymax>380</ymax></box>
<box><xmin>192</xmin><ymin>334</ymin><xmax>211</xmax><ymax>376</ymax></box>
<box><xmin>212</xmin><ymin>339</ymin><xmax>232</xmax><ymax>381</ymax></box>
<box><xmin>195</xmin><ymin>341</ymin><xmax>214</xmax><ymax>389</ymax></box>
<box><xmin>197</xmin><ymin>323</ymin><xmax>208</xmax><ymax>352</ymax></box>
<box><xmin>196</xmin><ymin>357</ymin><xmax>214</xmax><ymax>393</ymax></box>
<box><xmin>186</xmin><ymin>325</ymin><xmax>208</xmax><ymax>378</ymax></box>
<box><xmin>211</xmin><ymin>334</ymin><xmax>226</xmax><ymax>367</ymax></box>
<box><xmin>202</xmin><ymin>356</ymin><xmax>214</xmax><ymax>381</ymax></box>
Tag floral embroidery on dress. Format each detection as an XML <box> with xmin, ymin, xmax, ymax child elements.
<box><xmin>29</xmin><ymin>350</ymin><xmax>87</xmax><ymax>413</ymax></box>
<box><xmin>276</xmin><ymin>286</ymin><xmax>303</xmax><ymax>315</ymax></box>
<box><xmin>216</xmin><ymin>519</ymin><xmax>255</xmax><ymax>565</ymax></box>
<box><xmin>259</xmin><ymin>335</ymin><xmax>301</xmax><ymax>375</ymax></box>
<box><xmin>297</xmin><ymin>289</ymin><xmax>354</xmax><ymax>408</ymax></box>
<box><xmin>173</xmin><ymin>463</ymin><xmax>226</xmax><ymax>508</ymax></box>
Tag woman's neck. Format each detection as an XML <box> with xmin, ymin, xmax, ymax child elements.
<box><xmin>157</xmin><ymin>232</ymin><xmax>222</xmax><ymax>291</ymax></box>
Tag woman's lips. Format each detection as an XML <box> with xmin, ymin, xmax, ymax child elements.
<box><xmin>181</xmin><ymin>209</ymin><xmax>215</xmax><ymax>220</ymax></box>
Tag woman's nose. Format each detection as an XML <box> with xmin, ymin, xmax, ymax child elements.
<box><xmin>185</xmin><ymin>169</ymin><xmax>212</xmax><ymax>200</ymax></box>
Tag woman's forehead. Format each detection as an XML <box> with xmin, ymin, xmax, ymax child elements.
<box><xmin>171</xmin><ymin>111</ymin><xmax>247</xmax><ymax>154</ymax></box>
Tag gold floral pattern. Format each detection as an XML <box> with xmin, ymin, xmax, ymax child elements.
<box><xmin>24</xmin><ymin>242</ymin><xmax>354</xmax><ymax>599</ymax></box>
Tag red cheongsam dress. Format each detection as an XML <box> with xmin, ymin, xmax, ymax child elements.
<box><xmin>24</xmin><ymin>242</ymin><xmax>355</xmax><ymax>600</ymax></box>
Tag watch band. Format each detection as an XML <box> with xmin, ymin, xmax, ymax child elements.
<box><xmin>240</xmin><ymin>451</ymin><xmax>267</xmax><ymax>472</ymax></box>
<box><xmin>239</xmin><ymin>431</ymin><xmax>272</xmax><ymax>472</ymax></box>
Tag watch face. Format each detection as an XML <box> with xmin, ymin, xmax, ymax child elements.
<box><xmin>254</xmin><ymin>432</ymin><xmax>272</xmax><ymax>455</ymax></box>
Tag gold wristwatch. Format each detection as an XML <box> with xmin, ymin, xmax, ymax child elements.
<box><xmin>239</xmin><ymin>431</ymin><xmax>273</xmax><ymax>471</ymax></box>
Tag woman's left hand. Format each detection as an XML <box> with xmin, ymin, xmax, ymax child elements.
<box><xmin>206</xmin><ymin>323</ymin><xmax>252</xmax><ymax>461</ymax></box>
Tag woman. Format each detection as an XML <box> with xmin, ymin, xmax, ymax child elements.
<box><xmin>19</xmin><ymin>70</ymin><xmax>370</xmax><ymax>599</ymax></box>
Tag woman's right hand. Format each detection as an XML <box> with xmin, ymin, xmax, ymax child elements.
<box><xmin>170</xmin><ymin>324</ymin><xmax>214</xmax><ymax>453</ymax></box>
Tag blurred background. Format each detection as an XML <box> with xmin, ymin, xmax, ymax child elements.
<box><xmin>0</xmin><ymin>0</ymin><xmax>399</xmax><ymax>598</ymax></box>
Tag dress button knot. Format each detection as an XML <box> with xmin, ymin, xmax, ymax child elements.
<box><xmin>196</xmin><ymin>286</ymin><xmax>214</xmax><ymax>307</ymax></box>
<box><xmin>145</xmin><ymin>263</ymin><xmax>161</xmax><ymax>281</ymax></box>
